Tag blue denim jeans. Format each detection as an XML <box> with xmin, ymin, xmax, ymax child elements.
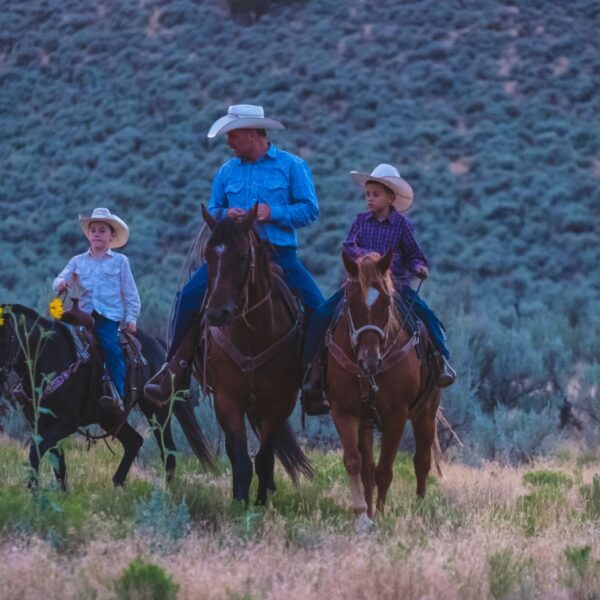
<box><xmin>93</xmin><ymin>313</ymin><xmax>126</xmax><ymax>397</ymax></box>
<box><xmin>302</xmin><ymin>285</ymin><xmax>450</xmax><ymax>366</ymax></box>
<box><xmin>167</xmin><ymin>247</ymin><xmax>324</xmax><ymax>360</ymax></box>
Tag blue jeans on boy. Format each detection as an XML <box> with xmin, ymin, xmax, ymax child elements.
<box><xmin>168</xmin><ymin>246</ymin><xmax>324</xmax><ymax>361</ymax></box>
<box><xmin>302</xmin><ymin>285</ymin><xmax>449</xmax><ymax>367</ymax></box>
<box><xmin>94</xmin><ymin>313</ymin><xmax>126</xmax><ymax>398</ymax></box>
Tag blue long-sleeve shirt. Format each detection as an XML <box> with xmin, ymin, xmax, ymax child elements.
<box><xmin>208</xmin><ymin>144</ymin><xmax>319</xmax><ymax>248</ymax></box>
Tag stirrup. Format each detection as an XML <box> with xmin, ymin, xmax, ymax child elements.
<box><xmin>436</xmin><ymin>356</ymin><xmax>456</xmax><ymax>388</ymax></box>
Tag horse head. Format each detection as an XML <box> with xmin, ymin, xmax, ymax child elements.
<box><xmin>201</xmin><ymin>204</ymin><xmax>263</xmax><ymax>326</ymax></box>
<box><xmin>342</xmin><ymin>249</ymin><xmax>396</xmax><ymax>375</ymax></box>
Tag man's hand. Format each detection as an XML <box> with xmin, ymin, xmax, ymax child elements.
<box><xmin>125</xmin><ymin>322</ymin><xmax>137</xmax><ymax>333</ymax></box>
<box><xmin>226</xmin><ymin>207</ymin><xmax>247</xmax><ymax>219</ymax></box>
<box><xmin>414</xmin><ymin>265</ymin><xmax>429</xmax><ymax>279</ymax></box>
<box><xmin>257</xmin><ymin>203</ymin><xmax>271</xmax><ymax>221</ymax></box>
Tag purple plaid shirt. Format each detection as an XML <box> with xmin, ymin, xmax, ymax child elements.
<box><xmin>343</xmin><ymin>210</ymin><xmax>428</xmax><ymax>288</ymax></box>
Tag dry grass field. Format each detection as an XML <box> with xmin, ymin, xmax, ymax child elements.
<box><xmin>0</xmin><ymin>434</ymin><xmax>598</xmax><ymax>599</ymax></box>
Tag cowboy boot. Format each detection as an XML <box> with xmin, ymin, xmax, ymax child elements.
<box><xmin>435</xmin><ymin>354</ymin><xmax>456</xmax><ymax>388</ymax></box>
<box><xmin>144</xmin><ymin>324</ymin><xmax>198</xmax><ymax>406</ymax></box>
<box><xmin>98</xmin><ymin>376</ymin><xmax>125</xmax><ymax>415</ymax></box>
<box><xmin>300</xmin><ymin>358</ymin><xmax>330</xmax><ymax>416</ymax></box>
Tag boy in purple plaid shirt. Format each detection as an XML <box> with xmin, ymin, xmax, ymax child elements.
<box><xmin>301</xmin><ymin>164</ymin><xmax>456</xmax><ymax>415</ymax></box>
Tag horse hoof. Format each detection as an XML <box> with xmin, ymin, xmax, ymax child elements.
<box><xmin>354</xmin><ymin>513</ymin><xmax>376</xmax><ymax>535</ymax></box>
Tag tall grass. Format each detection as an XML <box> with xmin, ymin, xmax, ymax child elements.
<box><xmin>0</xmin><ymin>435</ymin><xmax>598</xmax><ymax>598</ymax></box>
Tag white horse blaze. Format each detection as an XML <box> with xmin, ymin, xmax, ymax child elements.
<box><xmin>366</xmin><ymin>287</ymin><xmax>379</xmax><ymax>307</ymax></box>
<box><xmin>214</xmin><ymin>243</ymin><xmax>226</xmax><ymax>288</ymax></box>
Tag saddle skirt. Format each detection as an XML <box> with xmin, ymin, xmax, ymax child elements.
<box><xmin>59</xmin><ymin>321</ymin><xmax>149</xmax><ymax>404</ymax></box>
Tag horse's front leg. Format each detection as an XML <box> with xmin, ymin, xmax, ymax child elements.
<box><xmin>331</xmin><ymin>407</ymin><xmax>373</xmax><ymax>532</ymax></box>
<box><xmin>27</xmin><ymin>420</ymin><xmax>68</xmax><ymax>491</ymax></box>
<box><xmin>375</xmin><ymin>410</ymin><xmax>407</xmax><ymax>512</ymax></box>
<box><xmin>49</xmin><ymin>447</ymin><xmax>67</xmax><ymax>491</ymax></box>
<box><xmin>358</xmin><ymin>423</ymin><xmax>375</xmax><ymax>518</ymax></box>
<box><xmin>216</xmin><ymin>394</ymin><xmax>253</xmax><ymax>504</ymax></box>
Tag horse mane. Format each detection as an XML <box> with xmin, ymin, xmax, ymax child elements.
<box><xmin>355</xmin><ymin>254</ymin><xmax>400</xmax><ymax>336</ymax></box>
<box><xmin>4</xmin><ymin>304</ymin><xmax>55</xmax><ymax>330</ymax></box>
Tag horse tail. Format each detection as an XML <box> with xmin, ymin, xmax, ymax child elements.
<box><xmin>173</xmin><ymin>400</ymin><xmax>217</xmax><ymax>471</ymax></box>
<box><xmin>247</xmin><ymin>414</ymin><xmax>313</xmax><ymax>485</ymax></box>
<box><xmin>432</xmin><ymin>412</ymin><xmax>444</xmax><ymax>478</ymax></box>
<box><xmin>274</xmin><ymin>420</ymin><xmax>314</xmax><ymax>485</ymax></box>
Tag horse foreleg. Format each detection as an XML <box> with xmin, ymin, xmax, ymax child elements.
<box><xmin>27</xmin><ymin>421</ymin><xmax>69</xmax><ymax>491</ymax></box>
<box><xmin>358</xmin><ymin>424</ymin><xmax>375</xmax><ymax>518</ymax></box>
<box><xmin>105</xmin><ymin>420</ymin><xmax>143</xmax><ymax>487</ymax></box>
<box><xmin>332</xmin><ymin>408</ymin><xmax>368</xmax><ymax>519</ymax></box>
<box><xmin>49</xmin><ymin>447</ymin><xmax>67</xmax><ymax>491</ymax></box>
<box><xmin>375</xmin><ymin>412</ymin><xmax>407</xmax><ymax>513</ymax></box>
<box><xmin>217</xmin><ymin>398</ymin><xmax>252</xmax><ymax>504</ymax></box>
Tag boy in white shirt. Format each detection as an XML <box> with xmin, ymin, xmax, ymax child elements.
<box><xmin>53</xmin><ymin>208</ymin><xmax>141</xmax><ymax>414</ymax></box>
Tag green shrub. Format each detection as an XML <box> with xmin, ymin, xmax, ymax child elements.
<box><xmin>488</xmin><ymin>549</ymin><xmax>533</xmax><ymax>599</ymax></box>
<box><xmin>114</xmin><ymin>557</ymin><xmax>179</xmax><ymax>600</ymax></box>
<box><xmin>522</xmin><ymin>470</ymin><xmax>573</xmax><ymax>489</ymax></box>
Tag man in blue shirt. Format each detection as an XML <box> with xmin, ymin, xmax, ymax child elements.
<box><xmin>145</xmin><ymin>104</ymin><xmax>324</xmax><ymax>405</ymax></box>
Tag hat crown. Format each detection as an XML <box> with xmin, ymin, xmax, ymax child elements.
<box><xmin>227</xmin><ymin>104</ymin><xmax>264</xmax><ymax>119</ymax></box>
<box><xmin>89</xmin><ymin>207</ymin><xmax>112</xmax><ymax>219</ymax></box>
<box><xmin>370</xmin><ymin>163</ymin><xmax>401</xmax><ymax>179</ymax></box>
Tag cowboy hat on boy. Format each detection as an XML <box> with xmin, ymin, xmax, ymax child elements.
<box><xmin>79</xmin><ymin>208</ymin><xmax>129</xmax><ymax>248</ymax></box>
<box><xmin>350</xmin><ymin>163</ymin><xmax>414</xmax><ymax>212</ymax></box>
<box><xmin>207</xmin><ymin>104</ymin><xmax>285</xmax><ymax>138</ymax></box>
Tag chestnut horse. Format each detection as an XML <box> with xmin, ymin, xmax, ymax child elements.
<box><xmin>327</xmin><ymin>251</ymin><xmax>442</xmax><ymax>531</ymax></box>
<box><xmin>199</xmin><ymin>204</ymin><xmax>312</xmax><ymax>505</ymax></box>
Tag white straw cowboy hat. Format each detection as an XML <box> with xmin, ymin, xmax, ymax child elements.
<box><xmin>207</xmin><ymin>104</ymin><xmax>286</xmax><ymax>138</ymax></box>
<box><xmin>79</xmin><ymin>208</ymin><xmax>129</xmax><ymax>248</ymax></box>
<box><xmin>350</xmin><ymin>164</ymin><xmax>414</xmax><ymax>212</ymax></box>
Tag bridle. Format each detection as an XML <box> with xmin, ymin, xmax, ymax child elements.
<box><xmin>205</xmin><ymin>229</ymin><xmax>272</xmax><ymax>326</ymax></box>
<box><xmin>344</xmin><ymin>278</ymin><xmax>394</xmax><ymax>353</ymax></box>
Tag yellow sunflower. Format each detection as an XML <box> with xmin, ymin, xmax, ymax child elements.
<box><xmin>0</xmin><ymin>306</ymin><xmax>4</xmax><ymax>327</ymax></box>
<box><xmin>49</xmin><ymin>298</ymin><xmax>64</xmax><ymax>320</ymax></box>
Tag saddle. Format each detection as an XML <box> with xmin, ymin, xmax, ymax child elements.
<box><xmin>60</xmin><ymin>302</ymin><xmax>149</xmax><ymax>405</ymax></box>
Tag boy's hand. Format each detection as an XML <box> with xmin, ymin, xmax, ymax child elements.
<box><xmin>125</xmin><ymin>322</ymin><xmax>137</xmax><ymax>333</ymax></box>
<box><xmin>414</xmin><ymin>265</ymin><xmax>429</xmax><ymax>279</ymax></box>
<box><xmin>56</xmin><ymin>279</ymin><xmax>70</xmax><ymax>292</ymax></box>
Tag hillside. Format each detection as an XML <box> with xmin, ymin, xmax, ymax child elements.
<box><xmin>1</xmin><ymin>0</ymin><xmax>600</xmax><ymax>457</ymax></box>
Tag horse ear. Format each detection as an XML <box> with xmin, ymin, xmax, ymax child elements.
<box><xmin>240</xmin><ymin>203</ymin><xmax>259</xmax><ymax>232</ymax></box>
<box><xmin>377</xmin><ymin>248</ymin><xmax>393</xmax><ymax>275</ymax></box>
<box><xmin>342</xmin><ymin>251</ymin><xmax>358</xmax><ymax>277</ymax></box>
<box><xmin>201</xmin><ymin>204</ymin><xmax>217</xmax><ymax>231</ymax></box>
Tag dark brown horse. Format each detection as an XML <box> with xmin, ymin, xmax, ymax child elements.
<box><xmin>327</xmin><ymin>251</ymin><xmax>442</xmax><ymax>531</ymax></box>
<box><xmin>199</xmin><ymin>204</ymin><xmax>312</xmax><ymax>505</ymax></box>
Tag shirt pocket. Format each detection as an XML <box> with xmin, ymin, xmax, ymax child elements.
<box><xmin>263</xmin><ymin>177</ymin><xmax>288</xmax><ymax>206</ymax></box>
<box><xmin>101</xmin><ymin>266</ymin><xmax>121</xmax><ymax>284</ymax></box>
<box><xmin>224</xmin><ymin>181</ymin><xmax>246</xmax><ymax>207</ymax></box>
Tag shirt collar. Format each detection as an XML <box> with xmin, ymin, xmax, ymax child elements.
<box><xmin>366</xmin><ymin>208</ymin><xmax>398</xmax><ymax>224</ymax></box>
<box><xmin>237</xmin><ymin>143</ymin><xmax>277</xmax><ymax>165</ymax></box>
<box><xmin>86</xmin><ymin>248</ymin><xmax>113</xmax><ymax>257</ymax></box>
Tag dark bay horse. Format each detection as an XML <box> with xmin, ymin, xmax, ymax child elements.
<box><xmin>0</xmin><ymin>304</ymin><xmax>214</xmax><ymax>489</ymax></box>
<box><xmin>327</xmin><ymin>251</ymin><xmax>442</xmax><ymax>531</ymax></box>
<box><xmin>200</xmin><ymin>204</ymin><xmax>312</xmax><ymax>505</ymax></box>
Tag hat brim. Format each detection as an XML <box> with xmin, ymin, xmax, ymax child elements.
<box><xmin>79</xmin><ymin>216</ymin><xmax>129</xmax><ymax>248</ymax></box>
<box><xmin>207</xmin><ymin>115</ymin><xmax>286</xmax><ymax>138</ymax></box>
<box><xmin>350</xmin><ymin>171</ymin><xmax>414</xmax><ymax>212</ymax></box>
